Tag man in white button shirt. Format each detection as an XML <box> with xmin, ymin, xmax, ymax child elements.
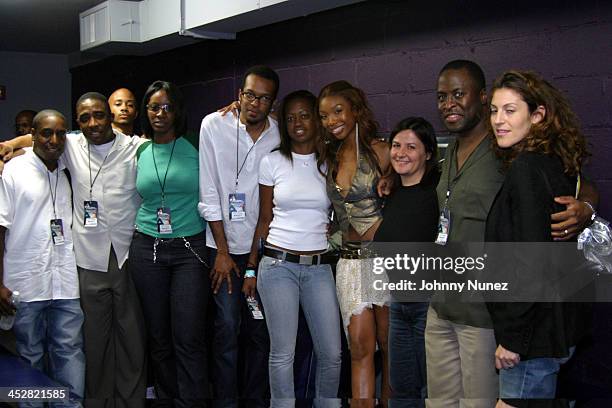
<box><xmin>70</xmin><ymin>93</ymin><xmax>146</xmax><ymax>407</ymax></box>
<box><xmin>0</xmin><ymin>110</ymin><xmax>85</xmax><ymax>407</ymax></box>
<box><xmin>0</xmin><ymin>93</ymin><xmax>147</xmax><ymax>407</ymax></box>
<box><xmin>199</xmin><ymin>65</ymin><xmax>280</xmax><ymax>407</ymax></box>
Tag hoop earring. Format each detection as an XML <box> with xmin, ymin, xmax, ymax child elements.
<box><xmin>355</xmin><ymin>122</ymin><xmax>360</xmax><ymax>160</ymax></box>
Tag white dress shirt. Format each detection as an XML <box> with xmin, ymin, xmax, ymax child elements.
<box><xmin>198</xmin><ymin>112</ymin><xmax>280</xmax><ymax>254</ymax></box>
<box><xmin>62</xmin><ymin>130</ymin><xmax>145</xmax><ymax>271</ymax></box>
<box><xmin>0</xmin><ymin>151</ymin><xmax>79</xmax><ymax>302</ymax></box>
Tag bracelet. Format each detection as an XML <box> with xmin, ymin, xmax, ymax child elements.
<box><xmin>583</xmin><ymin>201</ymin><xmax>597</xmax><ymax>222</ymax></box>
<box><xmin>244</xmin><ymin>269</ymin><xmax>256</xmax><ymax>278</ymax></box>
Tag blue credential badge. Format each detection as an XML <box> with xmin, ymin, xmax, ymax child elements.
<box><xmin>229</xmin><ymin>193</ymin><xmax>246</xmax><ymax>222</ymax></box>
<box><xmin>156</xmin><ymin>207</ymin><xmax>173</xmax><ymax>234</ymax></box>
<box><xmin>50</xmin><ymin>219</ymin><xmax>65</xmax><ymax>246</ymax></box>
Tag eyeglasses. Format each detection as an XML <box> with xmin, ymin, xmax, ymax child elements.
<box><xmin>240</xmin><ymin>91</ymin><xmax>273</xmax><ymax>105</ymax></box>
<box><xmin>146</xmin><ymin>103</ymin><xmax>174</xmax><ymax>113</ymax></box>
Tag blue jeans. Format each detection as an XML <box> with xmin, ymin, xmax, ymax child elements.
<box><xmin>389</xmin><ymin>302</ymin><xmax>428</xmax><ymax>408</ymax></box>
<box><xmin>257</xmin><ymin>255</ymin><xmax>342</xmax><ymax>408</ymax></box>
<box><xmin>499</xmin><ymin>347</ymin><xmax>575</xmax><ymax>398</ymax></box>
<box><xmin>13</xmin><ymin>299</ymin><xmax>85</xmax><ymax>408</ymax></box>
<box><xmin>208</xmin><ymin>248</ymin><xmax>270</xmax><ymax>408</ymax></box>
<box><xmin>294</xmin><ymin>309</ymin><xmax>317</xmax><ymax>400</ymax></box>
<box><xmin>129</xmin><ymin>231</ymin><xmax>210</xmax><ymax>405</ymax></box>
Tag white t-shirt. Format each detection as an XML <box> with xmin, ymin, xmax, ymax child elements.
<box><xmin>258</xmin><ymin>150</ymin><xmax>330</xmax><ymax>251</ymax></box>
<box><xmin>89</xmin><ymin>138</ymin><xmax>114</xmax><ymax>156</ymax></box>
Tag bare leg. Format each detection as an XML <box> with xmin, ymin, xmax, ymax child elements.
<box><xmin>348</xmin><ymin>308</ymin><xmax>377</xmax><ymax>408</ymax></box>
<box><xmin>375</xmin><ymin>305</ymin><xmax>390</xmax><ymax>408</ymax></box>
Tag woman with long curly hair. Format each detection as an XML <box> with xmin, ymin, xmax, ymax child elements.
<box><xmin>485</xmin><ymin>70</ymin><xmax>592</xmax><ymax>403</ymax></box>
<box><xmin>318</xmin><ymin>81</ymin><xmax>390</xmax><ymax>408</ymax></box>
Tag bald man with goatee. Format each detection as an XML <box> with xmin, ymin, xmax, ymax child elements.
<box><xmin>108</xmin><ymin>88</ymin><xmax>138</xmax><ymax>136</ymax></box>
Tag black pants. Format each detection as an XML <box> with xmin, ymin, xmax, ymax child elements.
<box><xmin>130</xmin><ymin>231</ymin><xmax>210</xmax><ymax>407</ymax></box>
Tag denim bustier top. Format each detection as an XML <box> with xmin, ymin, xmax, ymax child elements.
<box><xmin>327</xmin><ymin>154</ymin><xmax>383</xmax><ymax>237</ymax></box>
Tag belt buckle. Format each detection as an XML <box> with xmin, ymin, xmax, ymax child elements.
<box><xmin>299</xmin><ymin>255</ymin><xmax>313</xmax><ymax>265</ymax></box>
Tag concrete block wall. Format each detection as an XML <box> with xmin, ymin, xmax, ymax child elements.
<box><xmin>71</xmin><ymin>0</ymin><xmax>612</xmax><ymax>218</ymax></box>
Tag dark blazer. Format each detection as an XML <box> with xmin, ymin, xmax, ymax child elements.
<box><xmin>485</xmin><ymin>151</ymin><xmax>591</xmax><ymax>359</ymax></box>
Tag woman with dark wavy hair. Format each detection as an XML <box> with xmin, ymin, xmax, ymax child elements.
<box><xmin>129</xmin><ymin>80</ymin><xmax>209</xmax><ymax>405</ymax></box>
<box><xmin>374</xmin><ymin>117</ymin><xmax>440</xmax><ymax>407</ymax></box>
<box><xmin>318</xmin><ymin>80</ymin><xmax>391</xmax><ymax>408</ymax></box>
<box><xmin>485</xmin><ymin>70</ymin><xmax>591</xmax><ymax>403</ymax></box>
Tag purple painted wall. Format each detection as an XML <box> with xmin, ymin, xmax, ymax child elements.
<box><xmin>71</xmin><ymin>0</ymin><xmax>612</xmax><ymax>217</ymax></box>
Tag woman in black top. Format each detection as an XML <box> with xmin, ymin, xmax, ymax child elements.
<box><xmin>485</xmin><ymin>71</ymin><xmax>590</xmax><ymax>403</ymax></box>
<box><xmin>374</xmin><ymin>117</ymin><xmax>439</xmax><ymax>407</ymax></box>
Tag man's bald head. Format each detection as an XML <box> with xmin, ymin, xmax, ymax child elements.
<box><xmin>15</xmin><ymin>109</ymin><xmax>37</xmax><ymax>136</ymax></box>
<box><xmin>32</xmin><ymin>109</ymin><xmax>66</xmax><ymax>130</ymax></box>
<box><xmin>109</xmin><ymin>88</ymin><xmax>135</xmax><ymax>102</ymax></box>
<box><xmin>108</xmin><ymin>88</ymin><xmax>138</xmax><ymax>135</ymax></box>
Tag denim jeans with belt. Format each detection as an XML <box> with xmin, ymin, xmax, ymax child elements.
<box><xmin>389</xmin><ymin>302</ymin><xmax>428</xmax><ymax>408</ymax></box>
<box><xmin>257</xmin><ymin>255</ymin><xmax>342</xmax><ymax>408</ymax></box>
<box><xmin>129</xmin><ymin>231</ymin><xmax>210</xmax><ymax>406</ymax></box>
<box><xmin>499</xmin><ymin>347</ymin><xmax>576</xmax><ymax>398</ymax></box>
<box><xmin>208</xmin><ymin>248</ymin><xmax>270</xmax><ymax>408</ymax></box>
<box><xmin>13</xmin><ymin>299</ymin><xmax>85</xmax><ymax>408</ymax></box>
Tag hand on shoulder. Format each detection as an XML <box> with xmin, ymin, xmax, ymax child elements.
<box><xmin>371</xmin><ymin>138</ymin><xmax>390</xmax><ymax>172</ymax></box>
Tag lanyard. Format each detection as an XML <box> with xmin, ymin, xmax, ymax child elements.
<box><xmin>87</xmin><ymin>139</ymin><xmax>115</xmax><ymax>201</ymax></box>
<box><xmin>442</xmin><ymin>142</ymin><xmax>458</xmax><ymax>209</ymax></box>
<box><xmin>235</xmin><ymin>116</ymin><xmax>263</xmax><ymax>191</ymax></box>
<box><xmin>152</xmin><ymin>139</ymin><xmax>177</xmax><ymax>207</ymax></box>
<box><xmin>47</xmin><ymin>170</ymin><xmax>59</xmax><ymax>220</ymax></box>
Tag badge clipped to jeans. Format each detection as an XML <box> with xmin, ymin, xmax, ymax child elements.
<box><xmin>246</xmin><ymin>296</ymin><xmax>264</xmax><ymax>320</ymax></box>
<box><xmin>84</xmin><ymin>200</ymin><xmax>98</xmax><ymax>228</ymax></box>
<box><xmin>156</xmin><ymin>207</ymin><xmax>173</xmax><ymax>234</ymax></box>
<box><xmin>50</xmin><ymin>219</ymin><xmax>65</xmax><ymax>246</ymax></box>
<box><xmin>229</xmin><ymin>193</ymin><xmax>246</xmax><ymax>222</ymax></box>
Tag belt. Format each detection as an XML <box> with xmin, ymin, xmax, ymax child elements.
<box><xmin>339</xmin><ymin>247</ymin><xmax>377</xmax><ymax>259</ymax></box>
<box><xmin>134</xmin><ymin>230</ymin><xmax>205</xmax><ymax>243</ymax></box>
<box><xmin>263</xmin><ymin>247</ymin><xmax>338</xmax><ymax>265</ymax></box>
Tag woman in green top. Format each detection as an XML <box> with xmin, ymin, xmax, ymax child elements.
<box><xmin>129</xmin><ymin>80</ymin><xmax>209</xmax><ymax>405</ymax></box>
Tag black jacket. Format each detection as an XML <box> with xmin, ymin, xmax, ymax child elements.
<box><xmin>485</xmin><ymin>152</ymin><xmax>591</xmax><ymax>359</ymax></box>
